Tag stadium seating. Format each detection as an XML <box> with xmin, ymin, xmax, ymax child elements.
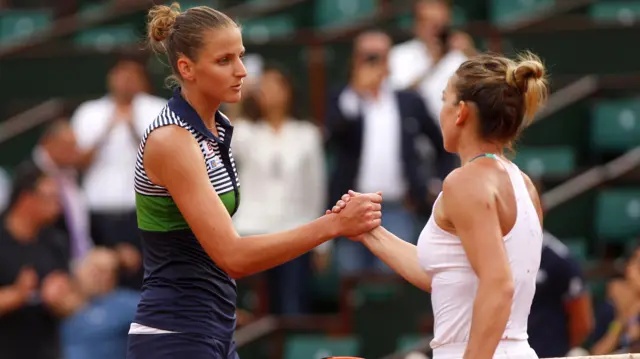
<box><xmin>563</xmin><ymin>237</ymin><xmax>588</xmax><ymax>262</ymax></box>
<box><xmin>74</xmin><ymin>25</ymin><xmax>139</xmax><ymax>50</ymax></box>
<box><xmin>590</xmin><ymin>1</ymin><xmax>640</xmax><ymax>22</ymax></box>
<box><xmin>490</xmin><ymin>0</ymin><xmax>554</xmax><ymax>25</ymax></box>
<box><xmin>595</xmin><ymin>189</ymin><xmax>640</xmax><ymax>242</ymax></box>
<box><xmin>314</xmin><ymin>0</ymin><xmax>377</xmax><ymax>28</ymax></box>
<box><xmin>513</xmin><ymin>146</ymin><xmax>577</xmax><ymax>178</ymax></box>
<box><xmin>590</xmin><ymin>98</ymin><xmax>640</xmax><ymax>152</ymax></box>
<box><xmin>0</xmin><ymin>10</ymin><xmax>52</xmax><ymax>45</ymax></box>
<box><xmin>283</xmin><ymin>335</ymin><xmax>360</xmax><ymax>359</ymax></box>
<box><xmin>240</xmin><ymin>15</ymin><xmax>297</xmax><ymax>43</ymax></box>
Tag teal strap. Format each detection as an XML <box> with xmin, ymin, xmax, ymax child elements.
<box><xmin>468</xmin><ymin>153</ymin><xmax>498</xmax><ymax>163</ymax></box>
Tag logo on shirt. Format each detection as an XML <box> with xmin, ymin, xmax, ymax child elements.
<box><xmin>207</xmin><ymin>155</ymin><xmax>223</xmax><ymax>171</ymax></box>
<box><xmin>205</xmin><ymin>142</ymin><xmax>215</xmax><ymax>155</ymax></box>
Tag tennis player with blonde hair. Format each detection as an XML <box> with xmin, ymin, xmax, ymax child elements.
<box><xmin>331</xmin><ymin>52</ymin><xmax>549</xmax><ymax>359</ymax></box>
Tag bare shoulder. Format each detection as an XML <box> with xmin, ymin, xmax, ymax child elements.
<box><xmin>443</xmin><ymin>159</ymin><xmax>498</xmax><ymax>195</ymax></box>
<box><xmin>442</xmin><ymin>161</ymin><xmax>495</xmax><ymax>207</ymax></box>
<box><xmin>145</xmin><ymin>125</ymin><xmax>199</xmax><ymax>158</ymax></box>
<box><xmin>144</xmin><ymin>125</ymin><xmax>203</xmax><ymax>186</ymax></box>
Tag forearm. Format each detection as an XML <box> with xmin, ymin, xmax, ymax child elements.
<box><xmin>591</xmin><ymin>320</ymin><xmax>624</xmax><ymax>355</ymax></box>
<box><xmin>45</xmin><ymin>291</ymin><xmax>85</xmax><ymax>318</ymax></box>
<box><xmin>464</xmin><ymin>281</ymin><xmax>513</xmax><ymax>359</ymax></box>
<box><xmin>363</xmin><ymin>227</ymin><xmax>431</xmax><ymax>292</ymax></box>
<box><xmin>227</xmin><ymin>215</ymin><xmax>338</xmax><ymax>278</ymax></box>
<box><xmin>0</xmin><ymin>286</ymin><xmax>27</xmax><ymax>315</ymax></box>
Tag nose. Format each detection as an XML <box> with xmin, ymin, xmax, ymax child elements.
<box><xmin>235</xmin><ymin>58</ymin><xmax>248</xmax><ymax>79</ymax></box>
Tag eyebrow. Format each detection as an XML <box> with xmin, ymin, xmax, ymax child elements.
<box><xmin>216</xmin><ymin>48</ymin><xmax>245</xmax><ymax>58</ymax></box>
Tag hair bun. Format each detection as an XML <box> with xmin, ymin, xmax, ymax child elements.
<box><xmin>506</xmin><ymin>52</ymin><xmax>546</xmax><ymax>94</ymax></box>
<box><xmin>505</xmin><ymin>51</ymin><xmax>549</xmax><ymax>123</ymax></box>
<box><xmin>148</xmin><ymin>2</ymin><xmax>181</xmax><ymax>43</ymax></box>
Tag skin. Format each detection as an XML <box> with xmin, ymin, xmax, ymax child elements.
<box><xmin>330</xmin><ymin>74</ymin><xmax>545</xmax><ymax>359</ymax></box>
<box><xmin>257</xmin><ymin>69</ymin><xmax>290</xmax><ymax>129</ymax></box>
<box><xmin>144</xmin><ymin>26</ymin><xmax>383</xmax><ymax>279</ymax></box>
<box><xmin>350</xmin><ymin>31</ymin><xmax>392</xmax><ymax>98</ymax></box>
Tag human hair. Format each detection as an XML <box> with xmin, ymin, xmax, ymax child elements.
<box><xmin>7</xmin><ymin>161</ymin><xmax>47</xmax><ymax>210</ymax></box>
<box><xmin>146</xmin><ymin>2</ymin><xmax>238</xmax><ymax>86</ymax></box>
<box><xmin>40</xmin><ymin>118</ymin><xmax>71</xmax><ymax>143</ymax></box>
<box><xmin>454</xmin><ymin>51</ymin><xmax>549</xmax><ymax>149</ymax></box>
<box><xmin>242</xmin><ymin>63</ymin><xmax>305</xmax><ymax>122</ymax></box>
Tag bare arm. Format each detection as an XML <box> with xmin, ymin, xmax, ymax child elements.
<box><xmin>362</xmin><ymin>226</ymin><xmax>431</xmax><ymax>292</ymax></box>
<box><xmin>565</xmin><ymin>295</ymin><xmax>594</xmax><ymax>347</ymax></box>
<box><xmin>0</xmin><ymin>286</ymin><xmax>29</xmax><ymax>315</ymax></box>
<box><xmin>0</xmin><ymin>267</ymin><xmax>38</xmax><ymax>315</ymax></box>
<box><xmin>145</xmin><ymin>126</ymin><xmax>381</xmax><ymax>279</ymax></box>
<box><xmin>442</xmin><ymin>169</ymin><xmax>514</xmax><ymax>359</ymax></box>
<box><xmin>591</xmin><ymin>319</ymin><xmax>624</xmax><ymax>355</ymax></box>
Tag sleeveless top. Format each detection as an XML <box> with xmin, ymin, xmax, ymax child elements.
<box><xmin>132</xmin><ymin>88</ymin><xmax>241</xmax><ymax>340</ymax></box>
<box><xmin>416</xmin><ymin>154</ymin><xmax>542</xmax><ymax>350</ymax></box>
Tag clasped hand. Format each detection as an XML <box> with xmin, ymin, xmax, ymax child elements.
<box><xmin>326</xmin><ymin>190</ymin><xmax>383</xmax><ymax>240</ymax></box>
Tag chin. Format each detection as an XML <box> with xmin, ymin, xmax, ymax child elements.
<box><xmin>223</xmin><ymin>92</ymin><xmax>243</xmax><ymax>103</ymax></box>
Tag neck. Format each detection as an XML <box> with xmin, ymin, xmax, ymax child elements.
<box><xmin>457</xmin><ymin>137</ymin><xmax>502</xmax><ymax>165</ymax></box>
<box><xmin>113</xmin><ymin>94</ymin><xmax>134</xmax><ymax>107</ymax></box>
<box><xmin>264</xmin><ymin>111</ymin><xmax>288</xmax><ymax>130</ymax></box>
<box><xmin>423</xmin><ymin>39</ymin><xmax>444</xmax><ymax>62</ymax></box>
<box><xmin>5</xmin><ymin>209</ymin><xmax>40</xmax><ymax>243</ymax></box>
<box><xmin>182</xmin><ymin>86</ymin><xmax>220</xmax><ymax>130</ymax></box>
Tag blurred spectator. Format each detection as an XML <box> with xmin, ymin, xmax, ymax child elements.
<box><xmin>232</xmin><ymin>64</ymin><xmax>327</xmax><ymax>315</ymax></box>
<box><xmin>70</xmin><ymin>57</ymin><xmax>166</xmax><ymax>290</ymax></box>
<box><xmin>528</xmin><ymin>230</ymin><xmax>594</xmax><ymax>357</ymax></box>
<box><xmin>389</xmin><ymin>0</ymin><xmax>475</xmax><ymax>121</ymax></box>
<box><xmin>0</xmin><ymin>162</ymin><xmax>73</xmax><ymax>359</ymax></box>
<box><xmin>60</xmin><ymin>247</ymin><xmax>139</xmax><ymax>359</ymax></box>
<box><xmin>26</xmin><ymin>119</ymin><xmax>93</xmax><ymax>266</ymax></box>
<box><xmin>325</xmin><ymin>30</ymin><xmax>456</xmax><ymax>274</ymax></box>
<box><xmin>590</xmin><ymin>245</ymin><xmax>640</xmax><ymax>354</ymax></box>
<box><xmin>0</xmin><ymin>166</ymin><xmax>9</xmax><ymax>212</ymax></box>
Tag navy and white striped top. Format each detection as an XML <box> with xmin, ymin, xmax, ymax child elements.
<box><xmin>131</xmin><ymin>87</ymin><xmax>241</xmax><ymax>339</ymax></box>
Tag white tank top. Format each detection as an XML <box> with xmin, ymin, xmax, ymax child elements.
<box><xmin>416</xmin><ymin>156</ymin><xmax>542</xmax><ymax>350</ymax></box>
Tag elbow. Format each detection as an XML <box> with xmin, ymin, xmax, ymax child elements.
<box><xmin>482</xmin><ymin>276</ymin><xmax>514</xmax><ymax>305</ymax></box>
<box><xmin>497</xmin><ymin>279</ymin><xmax>515</xmax><ymax>303</ymax></box>
<box><xmin>219</xmin><ymin>255</ymin><xmax>249</xmax><ymax>280</ymax></box>
<box><xmin>219</xmin><ymin>251</ymin><xmax>252</xmax><ymax>280</ymax></box>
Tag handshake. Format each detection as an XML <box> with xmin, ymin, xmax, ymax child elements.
<box><xmin>323</xmin><ymin>190</ymin><xmax>384</xmax><ymax>240</ymax></box>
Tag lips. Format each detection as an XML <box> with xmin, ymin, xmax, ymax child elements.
<box><xmin>231</xmin><ymin>83</ymin><xmax>242</xmax><ymax>90</ymax></box>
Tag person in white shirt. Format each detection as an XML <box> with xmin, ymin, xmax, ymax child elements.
<box><xmin>70</xmin><ymin>58</ymin><xmax>167</xmax><ymax>290</ymax></box>
<box><xmin>232</xmin><ymin>64</ymin><xmax>328</xmax><ymax>314</ymax></box>
<box><xmin>389</xmin><ymin>0</ymin><xmax>475</xmax><ymax>121</ymax></box>
<box><xmin>326</xmin><ymin>30</ymin><xmax>456</xmax><ymax>275</ymax></box>
<box><xmin>330</xmin><ymin>52</ymin><xmax>550</xmax><ymax>359</ymax></box>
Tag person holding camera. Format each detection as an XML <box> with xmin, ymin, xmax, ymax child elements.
<box><xmin>389</xmin><ymin>0</ymin><xmax>476</xmax><ymax>122</ymax></box>
<box><xmin>325</xmin><ymin>30</ymin><xmax>456</xmax><ymax>274</ymax></box>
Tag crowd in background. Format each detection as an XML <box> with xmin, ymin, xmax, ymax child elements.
<box><xmin>0</xmin><ymin>1</ymin><xmax>638</xmax><ymax>359</ymax></box>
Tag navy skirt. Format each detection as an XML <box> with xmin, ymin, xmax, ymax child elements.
<box><xmin>127</xmin><ymin>333</ymin><xmax>239</xmax><ymax>359</ymax></box>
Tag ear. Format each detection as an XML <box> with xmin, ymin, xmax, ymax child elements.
<box><xmin>176</xmin><ymin>56</ymin><xmax>195</xmax><ymax>82</ymax></box>
<box><xmin>456</xmin><ymin>100</ymin><xmax>469</xmax><ymax>126</ymax></box>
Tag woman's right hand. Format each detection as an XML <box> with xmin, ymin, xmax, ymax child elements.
<box><xmin>328</xmin><ymin>190</ymin><xmax>382</xmax><ymax>239</ymax></box>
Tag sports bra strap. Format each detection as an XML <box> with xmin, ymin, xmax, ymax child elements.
<box><xmin>467</xmin><ymin>153</ymin><xmax>498</xmax><ymax>163</ymax></box>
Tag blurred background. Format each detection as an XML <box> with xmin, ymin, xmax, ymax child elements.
<box><xmin>1</xmin><ymin>0</ymin><xmax>640</xmax><ymax>359</ymax></box>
